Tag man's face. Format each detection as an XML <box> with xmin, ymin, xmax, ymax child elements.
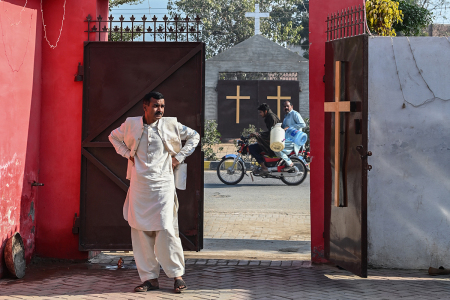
<box><xmin>144</xmin><ymin>98</ymin><xmax>165</xmax><ymax>122</ymax></box>
<box><xmin>284</xmin><ymin>102</ymin><xmax>293</xmax><ymax>113</ymax></box>
<box><xmin>258</xmin><ymin>110</ymin><xmax>267</xmax><ymax>118</ymax></box>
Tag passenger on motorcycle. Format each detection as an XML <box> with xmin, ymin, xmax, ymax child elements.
<box><xmin>275</xmin><ymin>100</ymin><xmax>306</xmax><ymax>173</ymax></box>
<box><xmin>248</xmin><ymin>103</ymin><xmax>280</xmax><ymax>175</ymax></box>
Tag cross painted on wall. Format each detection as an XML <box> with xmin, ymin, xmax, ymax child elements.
<box><xmin>226</xmin><ymin>85</ymin><xmax>251</xmax><ymax>124</ymax></box>
<box><xmin>267</xmin><ymin>85</ymin><xmax>291</xmax><ymax>119</ymax></box>
<box><xmin>245</xmin><ymin>4</ymin><xmax>270</xmax><ymax>35</ymax></box>
<box><xmin>324</xmin><ymin>61</ymin><xmax>351</xmax><ymax>207</ymax></box>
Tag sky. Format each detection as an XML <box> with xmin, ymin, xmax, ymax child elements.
<box><xmin>111</xmin><ymin>0</ymin><xmax>449</xmax><ymax>25</ymax></box>
<box><xmin>111</xmin><ymin>0</ymin><xmax>172</xmax><ymax>19</ymax></box>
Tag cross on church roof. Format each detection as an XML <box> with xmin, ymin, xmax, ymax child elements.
<box><xmin>245</xmin><ymin>4</ymin><xmax>269</xmax><ymax>35</ymax></box>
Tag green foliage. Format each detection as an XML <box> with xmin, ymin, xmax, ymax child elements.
<box><xmin>393</xmin><ymin>1</ymin><xmax>433</xmax><ymax>36</ymax></box>
<box><xmin>109</xmin><ymin>0</ymin><xmax>143</xmax><ymax>9</ymax></box>
<box><xmin>167</xmin><ymin>0</ymin><xmax>306</xmax><ymax>58</ymax></box>
<box><xmin>202</xmin><ymin>120</ymin><xmax>223</xmax><ymax>161</ymax></box>
<box><xmin>108</xmin><ymin>0</ymin><xmax>145</xmax><ymax>41</ymax></box>
<box><xmin>239</xmin><ymin>124</ymin><xmax>263</xmax><ymax>145</ymax></box>
<box><xmin>109</xmin><ymin>26</ymin><xmax>143</xmax><ymax>41</ymax></box>
<box><xmin>366</xmin><ymin>0</ymin><xmax>403</xmax><ymax>36</ymax></box>
<box><xmin>294</xmin><ymin>0</ymin><xmax>309</xmax><ymax>59</ymax></box>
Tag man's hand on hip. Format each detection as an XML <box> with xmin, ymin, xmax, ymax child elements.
<box><xmin>172</xmin><ymin>157</ymin><xmax>180</xmax><ymax>169</ymax></box>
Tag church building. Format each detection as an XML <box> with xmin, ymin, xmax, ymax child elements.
<box><xmin>205</xmin><ymin>35</ymin><xmax>309</xmax><ymax>138</ymax></box>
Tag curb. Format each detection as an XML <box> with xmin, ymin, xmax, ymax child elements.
<box><xmin>204</xmin><ymin>161</ymin><xmax>254</xmax><ymax>170</ymax></box>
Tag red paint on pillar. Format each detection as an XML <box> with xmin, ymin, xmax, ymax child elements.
<box><xmin>309</xmin><ymin>0</ymin><xmax>363</xmax><ymax>263</ymax></box>
<box><xmin>0</xmin><ymin>0</ymin><xmax>42</xmax><ymax>277</ymax></box>
<box><xmin>36</xmin><ymin>0</ymin><xmax>108</xmax><ymax>259</ymax></box>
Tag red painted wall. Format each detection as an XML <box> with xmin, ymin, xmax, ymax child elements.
<box><xmin>36</xmin><ymin>0</ymin><xmax>108</xmax><ymax>259</ymax></box>
<box><xmin>0</xmin><ymin>0</ymin><xmax>42</xmax><ymax>277</ymax></box>
<box><xmin>309</xmin><ymin>0</ymin><xmax>364</xmax><ymax>263</ymax></box>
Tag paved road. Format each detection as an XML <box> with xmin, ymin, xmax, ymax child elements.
<box><xmin>195</xmin><ymin>171</ymin><xmax>312</xmax><ymax>260</ymax></box>
<box><xmin>204</xmin><ymin>170</ymin><xmax>310</xmax><ymax>213</ymax></box>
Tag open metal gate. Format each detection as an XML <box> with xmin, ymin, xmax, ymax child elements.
<box><xmin>324</xmin><ymin>7</ymin><xmax>369</xmax><ymax>278</ymax></box>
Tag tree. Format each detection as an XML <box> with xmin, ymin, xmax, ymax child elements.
<box><xmin>294</xmin><ymin>0</ymin><xmax>309</xmax><ymax>59</ymax></box>
<box><xmin>109</xmin><ymin>0</ymin><xmax>143</xmax><ymax>10</ymax></box>
<box><xmin>167</xmin><ymin>0</ymin><xmax>306</xmax><ymax>59</ymax></box>
<box><xmin>410</xmin><ymin>0</ymin><xmax>449</xmax><ymax>13</ymax></box>
<box><xmin>109</xmin><ymin>0</ymin><xmax>144</xmax><ymax>41</ymax></box>
<box><xmin>393</xmin><ymin>1</ymin><xmax>433</xmax><ymax>35</ymax></box>
<box><xmin>366</xmin><ymin>0</ymin><xmax>403</xmax><ymax>36</ymax></box>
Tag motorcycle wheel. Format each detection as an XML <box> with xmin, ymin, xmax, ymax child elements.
<box><xmin>217</xmin><ymin>157</ymin><xmax>245</xmax><ymax>185</ymax></box>
<box><xmin>280</xmin><ymin>157</ymin><xmax>308</xmax><ymax>186</ymax></box>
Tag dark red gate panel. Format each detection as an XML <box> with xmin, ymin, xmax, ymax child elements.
<box><xmin>324</xmin><ymin>35</ymin><xmax>368</xmax><ymax>277</ymax></box>
<box><xmin>217</xmin><ymin>80</ymin><xmax>299</xmax><ymax>139</ymax></box>
<box><xmin>80</xmin><ymin>42</ymin><xmax>205</xmax><ymax>251</ymax></box>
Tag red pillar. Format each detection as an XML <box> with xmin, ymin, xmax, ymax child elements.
<box><xmin>36</xmin><ymin>0</ymin><xmax>108</xmax><ymax>259</ymax></box>
<box><xmin>0</xmin><ymin>0</ymin><xmax>42</xmax><ymax>277</ymax></box>
<box><xmin>309</xmin><ymin>0</ymin><xmax>363</xmax><ymax>263</ymax></box>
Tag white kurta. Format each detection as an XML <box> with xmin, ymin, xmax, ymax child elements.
<box><xmin>124</xmin><ymin>121</ymin><xmax>175</xmax><ymax>231</ymax></box>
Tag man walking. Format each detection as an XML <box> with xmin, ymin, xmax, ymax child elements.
<box><xmin>109</xmin><ymin>91</ymin><xmax>200</xmax><ymax>293</ymax></box>
<box><xmin>275</xmin><ymin>100</ymin><xmax>306</xmax><ymax>172</ymax></box>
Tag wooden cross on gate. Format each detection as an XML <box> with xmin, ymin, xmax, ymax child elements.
<box><xmin>227</xmin><ymin>85</ymin><xmax>251</xmax><ymax>124</ymax></box>
<box><xmin>267</xmin><ymin>85</ymin><xmax>291</xmax><ymax>119</ymax></box>
<box><xmin>245</xmin><ymin>4</ymin><xmax>270</xmax><ymax>35</ymax></box>
<box><xmin>324</xmin><ymin>61</ymin><xmax>351</xmax><ymax>207</ymax></box>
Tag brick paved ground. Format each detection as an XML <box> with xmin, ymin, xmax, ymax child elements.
<box><xmin>197</xmin><ymin>212</ymin><xmax>311</xmax><ymax>261</ymax></box>
<box><xmin>1</xmin><ymin>258</ymin><xmax>449</xmax><ymax>299</ymax></box>
<box><xmin>204</xmin><ymin>212</ymin><xmax>310</xmax><ymax>241</ymax></box>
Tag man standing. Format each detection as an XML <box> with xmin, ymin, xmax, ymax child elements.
<box><xmin>275</xmin><ymin>100</ymin><xmax>306</xmax><ymax>172</ymax></box>
<box><xmin>249</xmin><ymin>103</ymin><xmax>280</xmax><ymax>174</ymax></box>
<box><xmin>109</xmin><ymin>91</ymin><xmax>200</xmax><ymax>293</ymax></box>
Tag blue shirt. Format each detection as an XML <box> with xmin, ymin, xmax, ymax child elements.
<box><xmin>282</xmin><ymin>110</ymin><xmax>306</xmax><ymax>131</ymax></box>
<box><xmin>278</xmin><ymin>110</ymin><xmax>306</xmax><ymax>157</ymax></box>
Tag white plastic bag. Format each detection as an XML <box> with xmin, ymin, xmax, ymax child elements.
<box><xmin>174</xmin><ymin>163</ymin><xmax>187</xmax><ymax>190</ymax></box>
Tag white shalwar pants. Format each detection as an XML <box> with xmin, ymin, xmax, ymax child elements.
<box><xmin>131</xmin><ymin>226</ymin><xmax>185</xmax><ymax>282</ymax></box>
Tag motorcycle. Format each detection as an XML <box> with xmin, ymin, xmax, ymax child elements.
<box><xmin>217</xmin><ymin>135</ymin><xmax>309</xmax><ymax>186</ymax></box>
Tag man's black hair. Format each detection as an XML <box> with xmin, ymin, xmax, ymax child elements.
<box><xmin>257</xmin><ymin>103</ymin><xmax>270</xmax><ymax>112</ymax></box>
<box><xmin>143</xmin><ymin>91</ymin><xmax>164</xmax><ymax>105</ymax></box>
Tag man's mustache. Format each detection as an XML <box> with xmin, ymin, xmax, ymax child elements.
<box><xmin>155</xmin><ymin>112</ymin><xmax>163</xmax><ymax>115</ymax></box>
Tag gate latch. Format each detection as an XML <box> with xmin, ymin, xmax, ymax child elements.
<box><xmin>72</xmin><ymin>213</ymin><xmax>80</xmax><ymax>234</ymax></box>
<box><xmin>74</xmin><ymin>62</ymin><xmax>84</xmax><ymax>82</ymax></box>
<box><xmin>356</xmin><ymin>146</ymin><xmax>372</xmax><ymax>159</ymax></box>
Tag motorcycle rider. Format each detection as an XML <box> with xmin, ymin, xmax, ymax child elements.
<box><xmin>249</xmin><ymin>103</ymin><xmax>280</xmax><ymax>175</ymax></box>
<box><xmin>275</xmin><ymin>100</ymin><xmax>306</xmax><ymax>172</ymax></box>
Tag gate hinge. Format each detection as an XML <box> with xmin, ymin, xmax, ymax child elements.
<box><xmin>72</xmin><ymin>213</ymin><xmax>80</xmax><ymax>234</ymax></box>
<box><xmin>74</xmin><ymin>62</ymin><xmax>84</xmax><ymax>82</ymax></box>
